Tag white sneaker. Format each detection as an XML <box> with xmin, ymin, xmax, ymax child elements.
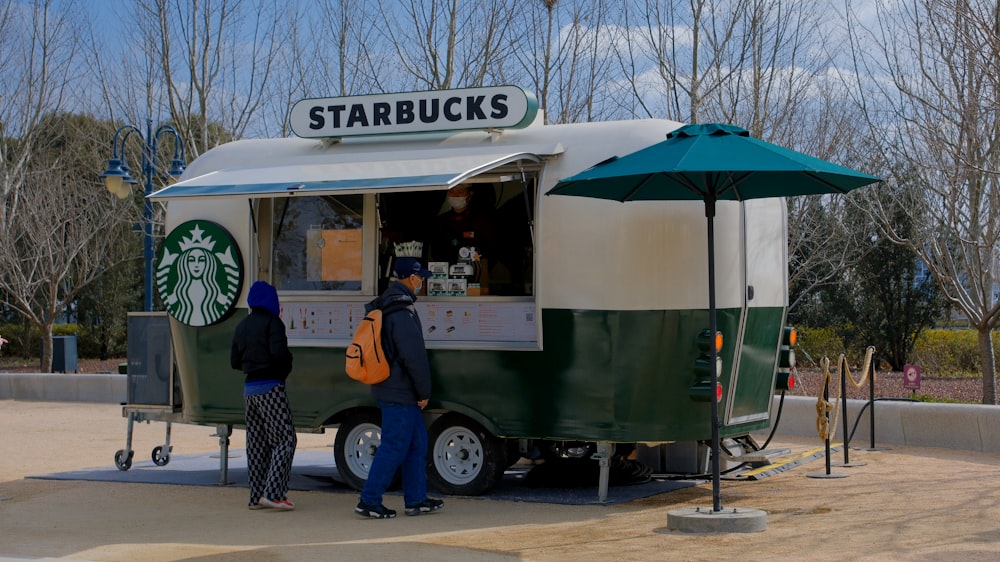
<box><xmin>260</xmin><ymin>497</ymin><xmax>295</xmax><ymax>510</ymax></box>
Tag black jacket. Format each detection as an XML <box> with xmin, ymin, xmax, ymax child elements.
<box><xmin>230</xmin><ymin>307</ymin><xmax>293</xmax><ymax>383</ymax></box>
<box><xmin>365</xmin><ymin>281</ymin><xmax>431</xmax><ymax>404</ymax></box>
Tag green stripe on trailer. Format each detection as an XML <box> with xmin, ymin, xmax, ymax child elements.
<box><xmin>172</xmin><ymin>306</ymin><xmax>783</xmax><ymax>442</ymax></box>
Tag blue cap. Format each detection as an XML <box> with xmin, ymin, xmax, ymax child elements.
<box><xmin>393</xmin><ymin>257</ymin><xmax>432</xmax><ymax>279</ymax></box>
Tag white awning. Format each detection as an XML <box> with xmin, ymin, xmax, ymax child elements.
<box><xmin>149</xmin><ymin>148</ymin><xmax>561</xmax><ymax>201</ymax></box>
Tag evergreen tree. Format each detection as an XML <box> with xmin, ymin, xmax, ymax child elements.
<box><xmin>846</xmin><ymin>184</ymin><xmax>945</xmax><ymax>370</ymax></box>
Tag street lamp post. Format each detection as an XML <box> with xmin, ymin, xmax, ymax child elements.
<box><xmin>99</xmin><ymin>119</ymin><xmax>186</xmax><ymax>312</ymax></box>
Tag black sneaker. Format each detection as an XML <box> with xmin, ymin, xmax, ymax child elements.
<box><xmin>404</xmin><ymin>498</ymin><xmax>444</xmax><ymax>516</ymax></box>
<box><xmin>355</xmin><ymin>501</ymin><xmax>396</xmax><ymax>519</ymax></box>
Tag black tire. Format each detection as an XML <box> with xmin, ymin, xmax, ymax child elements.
<box><xmin>426</xmin><ymin>413</ymin><xmax>505</xmax><ymax>496</ymax></box>
<box><xmin>114</xmin><ymin>449</ymin><xmax>133</xmax><ymax>471</ymax></box>
<box><xmin>333</xmin><ymin>409</ymin><xmax>383</xmax><ymax>491</ymax></box>
<box><xmin>152</xmin><ymin>445</ymin><xmax>170</xmax><ymax>466</ymax></box>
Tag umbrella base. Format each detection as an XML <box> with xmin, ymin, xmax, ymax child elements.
<box><xmin>667</xmin><ymin>506</ymin><xmax>767</xmax><ymax>533</ymax></box>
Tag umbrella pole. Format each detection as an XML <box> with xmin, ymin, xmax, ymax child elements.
<box><xmin>706</xmin><ymin>202</ymin><xmax>722</xmax><ymax>513</ymax></box>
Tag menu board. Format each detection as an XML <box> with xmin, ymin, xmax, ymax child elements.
<box><xmin>281</xmin><ymin>302</ymin><xmax>367</xmax><ymax>339</ymax></box>
<box><xmin>282</xmin><ymin>300</ymin><xmax>536</xmax><ymax>343</ymax></box>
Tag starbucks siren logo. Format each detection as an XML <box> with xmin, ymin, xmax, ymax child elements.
<box><xmin>157</xmin><ymin>220</ymin><xmax>243</xmax><ymax>327</ymax></box>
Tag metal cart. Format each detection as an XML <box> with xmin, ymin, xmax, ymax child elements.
<box><xmin>113</xmin><ymin>313</ymin><xmax>256</xmax><ymax>486</ymax></box>
<box><xmin>115</xmin><ymin>312</ymin><xmax>185</xmax><ymax>471</ymax></box>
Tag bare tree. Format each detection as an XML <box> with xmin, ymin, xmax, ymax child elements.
<box><xmin>373</xmin><ymin>0</ymin><xmax>517</xmax><ymax>91</ymax></box>
<box><xmin>707</xmin><ymin>1</ymin><xmax>824</xmax><ymax>138</ymax></box>
<box><xmin>105</xmin><ymin>0</ymin><xmax>286</xmax><ymax>152</ymax></box>
<box><xmin>615</xmin><ymin>0</ymin><xmax>754</xmax><ymax>123</ymax></box>
<box><xmin>0</xmin><ymin>113</ymin><xmax>133</xmax><ymax>372</ymax></box>
<box><xmin>846</xmin><ymin>0</ymin><xmax>1000</xmax><ymax>404</ymax></box>
<box><xmin>618</xmin><ymin>0</ymin><xmax>836</xmax><ymax>133</ymax></box>
<box><xmin>260</xmin><ymin>0</ymin><xmax>390</xmax><ymax>137</ymax></box>
<box><xmin>0</xmin><ymin>0</ymin><xmax>84</xmax><ymax>224</ymax></box>
<box><xmin>0</xmin><ymin>1</ymin><xmax>122</xmax><ymax>371</ymax></box>
<box><xmin>507</xmin><ymin>0</ymin><xmax>622</xmax><ymax>124</ymax></box>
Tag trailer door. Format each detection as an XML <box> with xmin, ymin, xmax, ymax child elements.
<box><xmin>725</xmin><ymin>199</ymin><xmax>788</xmax><ymax>425</ymax></box>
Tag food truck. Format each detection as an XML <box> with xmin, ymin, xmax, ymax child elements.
<box><xmin>147</xmin><ymin>86</ymin><xmax>793</xmax><ymax>496</ymax></box>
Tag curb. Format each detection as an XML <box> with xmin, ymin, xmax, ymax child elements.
<box><xmin>0</xmin><ymin>373</ymin><xmax>126</xmax><ymax>404</ymax></box>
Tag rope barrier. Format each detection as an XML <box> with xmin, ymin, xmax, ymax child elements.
<box><xmin>815</xmin><ymin>347</ymin><xmax>876</xmax><ymax>442</ymax></box>
<box><xmin>840</xmin><ymin>346</ymin><xmax>875</xmax><ymax>389</ymax></box>
<box><xmin>809</xmin><ymin>346</ymin><xmax>882</xmax><ymax>477</ymax></box>
<box><xmin>816</xmin><ymin>357</ymin><xmax>834</xmax><ymax>441</ymax></box>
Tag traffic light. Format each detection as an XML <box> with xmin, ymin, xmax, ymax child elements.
<box><xmin>689</xmin><ymin>329</ymin><xmax>723</xmax><ymax>402</ymax></box>
<box><xmin>775</xmin><ymin>326</ymin><xmax>797</xmax><ymax>391</ymax></box>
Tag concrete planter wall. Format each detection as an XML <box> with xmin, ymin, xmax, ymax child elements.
<box><xmin>1</xmin><ymin>377</ymin><xmax>997</xmax><ymax>453</ymax></box>
<box><xmin>0</xmin><ymin>373</ymin><xmax>126</xmax><ymax>404</ymax></box>
<box><xmin>768</xmin><ymin>395</ymin><xmax>1000</xmax><ymax>453</ymax></box>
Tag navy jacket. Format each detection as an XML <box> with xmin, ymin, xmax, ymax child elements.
<box><xmin>365</xmin><ymin>281</ymin><xmax>431</xmax><ymax>404</ymax></box>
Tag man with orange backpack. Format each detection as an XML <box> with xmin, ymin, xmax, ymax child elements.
<box><xmin>355</xmin><ymin>257</ymin><xmax>443</xmax><ymax>519</ymax></box>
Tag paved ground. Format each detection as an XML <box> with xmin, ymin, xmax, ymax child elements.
<box><xmin>1</xmin><ymin>400</ymin><xmax>998</xmax><ymax>561</ymax></box>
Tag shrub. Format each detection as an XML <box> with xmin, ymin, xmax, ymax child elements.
<box><xmin>0</xmin><ymin>323</ymin><xmax>32</xmax><ymax>358</ymax></box>
<box><xmin>796</xmin><ymin>326</ymin><xmax>1000</xmax><ymax>377</ymax></box>
<box><xmin>52</xmin><ymin>323</ymin><xmax>80</xmax><ymax>337</ymax></box>
<box><xmin>795</xmin><ymin>326</ymin><xmax>846</xmax><ymax>368</ymax></box>
<box><xmin>910</xmin><ymin>394</ymin><xmax>966</xmax><ymax>404</ymax></box>
<box><xmin>0</xmin><ymin>322</ymin><xmax>125</xmax><ymax>359</ymax></box>
<box><xmin>911</xmin><ymin>329</ymin><xmax>981</xmax><ymax>377</ymax></box>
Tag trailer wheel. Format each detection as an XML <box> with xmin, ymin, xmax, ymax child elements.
<box><xmin>152</xmin><ymin>445</ymin><xmax>170</xmax><ymax>466</ymax></box>
<box><xmin>114</xmin><ymin>449</ymin><xmax>133</xmax><ymax>471</ymax></box>
<box><xmin>334</xmin><ymin>410</ymin><xmax>383</xmax><ymax>491</ymax></box>
<box><xmin>427</xmin><ymin>413</ymin><xmax>505</xmax><ymax>496</ymax></box>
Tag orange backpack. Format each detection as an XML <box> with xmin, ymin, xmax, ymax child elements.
<box><xmin>345</xmin><ymin>305</ymin><xmax>406</xmax><ymax>384</ymax></box>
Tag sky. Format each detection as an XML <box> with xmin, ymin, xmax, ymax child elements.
<box><xmin>11</xmin><ymin>0</ymin><xmax>891</xmax><ymax>141</ymax></box>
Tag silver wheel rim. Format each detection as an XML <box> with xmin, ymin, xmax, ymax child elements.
<box><xmin>343</xmin><ymin>422</ymin><xmax>381</xmax><ymax>479</ymax></box>
<box><xmin>432</xmin><ymin>425</ymin><xmax>484</xmax><ymax>485</ymax></box>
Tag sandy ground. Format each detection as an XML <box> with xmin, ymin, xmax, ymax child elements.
<box><xmin>0</xmin><ymin>400</ymin><xmax>998</xmax><ymax>562</ymax></box>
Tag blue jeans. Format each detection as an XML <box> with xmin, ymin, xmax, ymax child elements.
<box><xmin>360</xmin><ymin>401</ymin><xmax>428</xmax><ymax>507</ymax></box>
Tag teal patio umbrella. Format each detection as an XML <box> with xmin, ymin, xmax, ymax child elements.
<box><xmin>547</xmin><ymin>122</ymin><xmax>882</xmax><ymax>513</ymax></box>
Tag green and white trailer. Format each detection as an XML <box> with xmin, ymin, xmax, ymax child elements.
<box><xmin>148</xmin><ymin>88</ymin><xmax>792</xmax><ymax>497</ymax></box>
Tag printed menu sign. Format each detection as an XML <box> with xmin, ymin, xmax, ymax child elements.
<box><xmin>282</xmin><ymin>301</ymin><xmax>536</xmax><ymax>343</ymax></box>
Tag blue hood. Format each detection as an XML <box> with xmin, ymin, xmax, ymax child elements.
<box><xmin>247</xmin><ymin>281</ymin><xmax>280</xmax><ymax>317</ymax></box>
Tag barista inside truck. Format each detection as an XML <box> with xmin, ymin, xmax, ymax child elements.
<box><xmin>430</xmin><ymin>184</ymin><xmax>496</xmax><ymax>266</ymax></box>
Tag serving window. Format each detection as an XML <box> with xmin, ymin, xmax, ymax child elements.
<box><xmin>257</xmin><ymin>164</ymin><xmax>540</xmax><ymax>348</ymax></box>
<box><xmin>377</xmin><ymin>177</ymin><xmax>535</xmax><ymax>297</ymax></box>
<box><xmin>272</xmin><ymin>194</ymin><xmax>365</xmax><ymax>291</ymax></box>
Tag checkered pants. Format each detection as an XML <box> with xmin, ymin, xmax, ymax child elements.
<box><xmin>244</xmin><ymin>384</ymin><xmax>297</xmax><ymax>503</ymax></box>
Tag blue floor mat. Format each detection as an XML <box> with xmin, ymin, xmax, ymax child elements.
<box><xmin>28</xmin><ymin>449</ymin><xmax>699</xmax><ymax>506</ymax></box>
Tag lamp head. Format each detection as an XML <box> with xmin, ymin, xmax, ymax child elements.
<box><xmin>167</xmin><ymin>157</ymin><xmax>186</xmax><ymax>179</ymax></box>
<box><xmin>120</xmin><ymin>164</ymin><xmax>138</xmax><ymax>184</ymax></box>
<box><xmin>99</xmin><ymin>158</ymin><xmax>136</xmax><ymax>199</ymax></box>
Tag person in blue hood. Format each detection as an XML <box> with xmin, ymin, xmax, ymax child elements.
<box><xmin>230</xmin><ymin>281</ymin><xmax>297</xmax><ymax>510</ymax></box>
<box><xmin>355</xmin><ymin>257</ymin><xmax>444</xmax><ymax>519</ymax></box>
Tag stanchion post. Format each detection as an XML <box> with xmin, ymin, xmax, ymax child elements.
<box><xmin>860</xmin><ymin>356</ymin><xmax>890</xmax><ymax>452</ymax></box>
<box><xmin>868</xmin><ymin>362</ymin><xmax>876</xmax><ymax>449</ymax></box>
<box><xmin>823</xmin><ymin>379</ymin><xmax>832</xmax><ymax>474</ymax></box>
<box><xmin>841</xmin><ymin>362</ymin><xmax>850</xmax><ymax>464</ymax></box>
<box><xmin>808</xmin><ymin>370</ymin><xmax>848</xmax><ymax>479</ymax></box>
<box><xmin>836</xmin><ymin>357</ymin><xmax>867</xmax><ymax>468</ymax></box>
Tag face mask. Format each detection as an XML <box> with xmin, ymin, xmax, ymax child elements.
<box><xmin>414</xmin><ymin>280</ymin><xmax>423</xmax><ymax>293</ymax></box>
<box><xmin>448</xmin><ymin>196</ymin><xmax>468</xmax><ymax>210</ymax></box>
